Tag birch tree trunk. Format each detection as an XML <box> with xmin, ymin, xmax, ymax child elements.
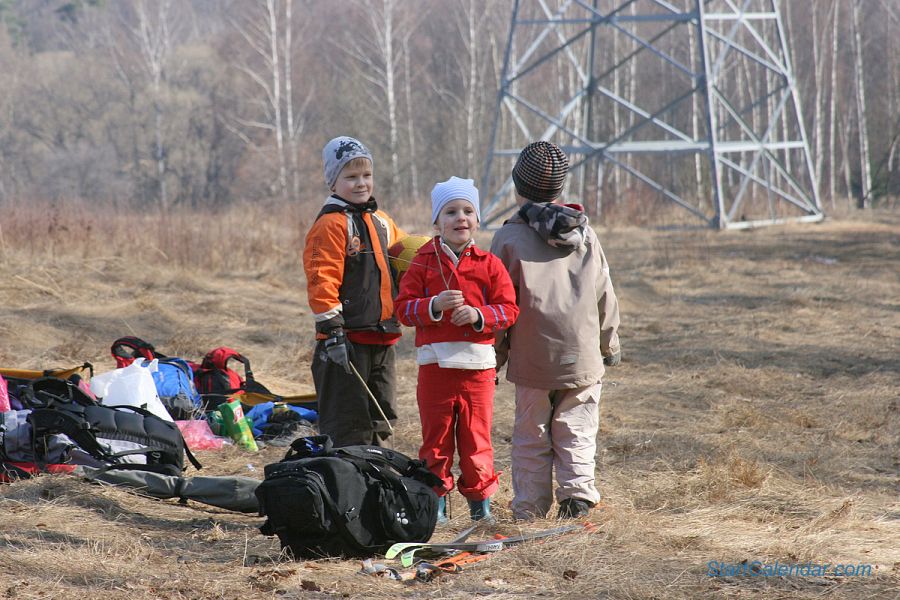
<box><xmin>230</xmin><ymin>0</ymin><xmax>307</xmax><ymax>201</ymax></box>
<box><xmin>402</xmin><ymin>33</ymin><xmax>419</xmax><ymax>201</ymax></box>
<box><xmin>464</xmin><ymin>0</ymin><xmax>479</xmax><ymax>176</ymax></box>
<box><xmin>343</xmin><ymin>0</ymin><xmax>402</xmax><ymax>199</ymax></box>
<box><xmin>852</xmin><ymin>0</ymin><xmax>872</xmax><ymax>208</ymax></box>
<box><xmin>134</xmin><ymin>0</ymin><xmax>173</xmax><ymax>212</ymax></box>
<box><xmin>889</xmin><ymin>0</ymin><xmax>899</xmax><ymax>183</ymax></box>
<box><xmin>265</xmin><ymin>0</ymin><xmax>288</xmax><ymax>200</ymax></box>
<box><xmin>812</xmin><ymin>1</ymin><xmax>828</xmax><ymax>203</ymax></box>
<box><xmin>382</xmin><ymin>0</ymin><xmax>400</xmax><ymax>198</ymax></box>
<box><xmin>828</xmin><ymin>0</ymin><xmax>840</xmax><ymax>205</ymax></box>
<box><xmin>627</xmin><ymin>1</ymin><xmax>638</xmax><ymax>193</ymax></box>
<box><xmin>840</xmin><ymin>113</ymin><xmax>853</xmax><ymax>209</ymax></box>
<box><xmin>283</xmin><ymin>0</ymin><xmax>300</xmax><ymax>200</ymax></box>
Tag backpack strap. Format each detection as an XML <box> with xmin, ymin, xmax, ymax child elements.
<box><xmin>20</xmin><ymin>377</ymin><xmax>97</xmax><ymax>409</ymax></box>
<box><xmin>335</xmin><ymin>446</ymin><xmax>443</xmax><ymax>488</ymax></box>
<box><xmin>29</xmin><ymin>402</ymin><xmax>203</xmax><ymax>472</ymax></box>
<box><xmin>28</xmin><ymin>407</ymin><xmax>110</xmax><ymax>464</ymax></box>
<box><xmin>42</xmin><ymin>362</ymin><xmax>94</xmax><ymax>381</ymax></box>
<box><xmin>283</xmin><ymin>435</ymin><xmax>333</xmax><ymax>460</ymax></box>
<box><xmin>111</xmin><ymin>336</ymin><xmax>163</xmax><ymax>368</ymax></box>
<box><xmin>201</xmin><ymin>347</ymin><xmax>246</xmax><ymax>372</ymax></box>
<box><xmin>104</xmin><ymin>404</ymin><xmax>203</xmax><ymax>471</ymax></box>
<box><xmin>199</xmin><ymin>347</ymin><xmax>251</xmax><ymax>394</ymax></box>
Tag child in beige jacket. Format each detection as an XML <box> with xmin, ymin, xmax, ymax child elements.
<box><xmin>491</xmin><ymin>141</ymin><xmax>621</xmax><ymax>520</ymax></box>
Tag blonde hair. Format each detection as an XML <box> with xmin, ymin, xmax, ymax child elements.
<box><xmin>342</xmin><ymin>156</ymin><xmax>372</xmax><ymax>172</ymax></box>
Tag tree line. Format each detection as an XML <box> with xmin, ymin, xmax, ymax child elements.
<box><xmin>0</xmin><ymin>0</ymin><xmax>896</xmax><ymax>221</ymax></box>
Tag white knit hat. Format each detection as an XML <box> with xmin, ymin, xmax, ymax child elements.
<box><xmin>431</xmin><ymin>177</ymin><xmax>480</xmax><ymax>224</ymax></box>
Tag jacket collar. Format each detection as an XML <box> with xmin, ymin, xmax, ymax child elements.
<box><xmin>419</xmin><ymin>236</ymin><xmax>486</xmax><ymax>257</ymax></box>
<box><xmin>324</xmin><ymin>194</ymin><xmax>379</xmax><ymax>213</ymax></box>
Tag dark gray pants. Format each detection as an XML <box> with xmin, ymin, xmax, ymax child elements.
<box><xmin>311</xmin><ymin>340</ymin><xmax>397</xmax><ymax>447</ymax></box>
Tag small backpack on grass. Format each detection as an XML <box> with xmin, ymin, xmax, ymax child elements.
<box><xmin>110</xmin><ymin>337</ymin><xmax>202</xmax><ymax>420</ymax></box>
<box><xmin>255</xmin><ymin>435</ymin><xmax>441</xmax><ymax>559</ymax></box>
<box><xmin>193</xmin><ymin>347</ymin><xmax>249</xmax><ymax>396</ymax></box>
<box><xmin>193</xmin><ymin>347</ymin><xmax>274</xmax><ymax>410</ymax></box>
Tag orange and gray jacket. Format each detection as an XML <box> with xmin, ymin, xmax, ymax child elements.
<box><xmin>303</xmin><ymin>195</ymin><xmax>405</xmax><ymax>337</ymax></box>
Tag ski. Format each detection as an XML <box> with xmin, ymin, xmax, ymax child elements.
<box><xmin>385</xmin><ymin>523</ymin><xmax>589</xmax><ymax>564</ymax></box>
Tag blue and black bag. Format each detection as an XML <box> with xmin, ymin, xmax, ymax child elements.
<box><xmin>110</xmin><ymin>337</ymin><xmax>202</xmax><ymax>420</ymax></box>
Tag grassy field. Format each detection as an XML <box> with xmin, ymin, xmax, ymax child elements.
<box><xmin>0</xmin><ymin>205</ymin><xmax>897</xmax><ymax>599</ymax></box>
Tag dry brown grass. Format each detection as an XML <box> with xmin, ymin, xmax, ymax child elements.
<box><xmin>0</xmin><ymin>204</ymin><xmax>898</xmax><ymax>599</ymax></box>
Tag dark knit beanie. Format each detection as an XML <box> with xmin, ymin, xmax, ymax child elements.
<box><xmin>511</xmin><ymin>141</ymin><xmax>569</xmax><ymax>203</ymax></box>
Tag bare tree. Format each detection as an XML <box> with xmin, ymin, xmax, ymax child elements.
<box><xmin>0</xmin><ymin>31</ymin><xmax>16</xmax><ymax>202</ymax></box>
<box><xmin>811</xmin><ymin>1</ymin><xmax>832</xmax><ymax>205</ymax></box>
<box><xmin>229</xmin><ymin>0</ymin><xmax>311</xmax><ymax>201</ymax></box>
<box><xmin>339</xmin><ymin>0</ymin><xmax>403</xmax><ymax>199</ymax></box>
<box><xmin>401</xmin><ymin>32</ymin><xmax>419</xmax><ymax>201</ymax></box>
<box><xmin>851</xmin><ymin>0</ymin><xmax>872</xmax><ymax>208</ymax></box>
<box><xmin>133</xmin><ymin>0</ymin><xmax>174</xmax><ymax>212</ymax></box>
<box><xmin>462</xmin><ymin>0</ymin><xmax>479</xmax><ymax>176</ymax></box>
<box><xmin>828</xmin><ymin>0</ymin><xmax>840</xmax><ymax>205</ymax></box>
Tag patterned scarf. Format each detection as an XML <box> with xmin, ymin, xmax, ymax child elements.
<box><xmin>517</xmin><ymin>201</ymin><xmax>588</xmax><ymax>250</ymax></box>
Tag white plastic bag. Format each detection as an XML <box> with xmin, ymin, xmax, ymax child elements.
<box><xmin>90</xmin><ymin>358</ymin><xmax>174</xmax><ymax>422</ymax></box>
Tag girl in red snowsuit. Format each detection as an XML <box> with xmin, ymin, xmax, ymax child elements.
<box><xmin>394</xmin><ymin>176</ymin><xmax>518</xmax><ymax>522</ymax></box>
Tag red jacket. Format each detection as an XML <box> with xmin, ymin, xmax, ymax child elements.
<box><xmin>394</xmin><ymin>237</ymin><xmax>518</xmax><ymax>346</ymax></box>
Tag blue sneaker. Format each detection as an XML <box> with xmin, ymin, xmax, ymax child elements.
<box><xmin>437</xmin><ymin>496</ymin><xmax>449</xmax><ymax>525</ymax></box>
<box><xmin>468</xmin><ymin>498</ymin><xmax>493</xmax><ymax>522</ymax></box>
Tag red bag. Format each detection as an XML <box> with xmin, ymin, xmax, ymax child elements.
<box><xmin>194</xmin><ymin>347</ymin><xmax>250</xmax><ymax>396</ymax></box>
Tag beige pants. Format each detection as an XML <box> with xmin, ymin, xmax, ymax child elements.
<box><xmin>511</xmin><ymin>383</ymin><xmax>602</xmax><ymax>520</ymax></box>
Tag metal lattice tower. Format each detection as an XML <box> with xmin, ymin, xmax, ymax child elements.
<box><xmin>481</xmin><ymin>0</ymin><xmax>823</xmax><ymax>229</ymax></box>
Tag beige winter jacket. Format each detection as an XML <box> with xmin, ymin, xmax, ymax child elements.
<box><xmin>491</xmin><ymin>210</ymin><xmax>620</xmax><ymax>389</ymax></box>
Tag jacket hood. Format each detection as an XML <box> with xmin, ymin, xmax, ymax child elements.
<box><xmin>516</xmin><ymin>201</ymin><xmax>588</xmax><ymax>251</ymax></box>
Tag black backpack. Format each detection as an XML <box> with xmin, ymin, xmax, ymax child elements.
<box><xmin>256</xmin><ymin>435</ymin><xmax>442</xmax><ymax>559</ymax></box>
<box><xmin>13</xmin><ymin>377</ymin><xmax>201</xmax><ymax>476</ymax></box>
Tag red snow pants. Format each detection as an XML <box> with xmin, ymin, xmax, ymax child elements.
<box><xmin>416</xmin><ymin>363</ymin><xmax>499</xmax><ymax>501</ymax></box>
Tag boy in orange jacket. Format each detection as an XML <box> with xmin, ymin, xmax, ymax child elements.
<box><xmin>303</xmin><ymin>136</ymin><xmax>405</xmax><ymax>447</ymax></box>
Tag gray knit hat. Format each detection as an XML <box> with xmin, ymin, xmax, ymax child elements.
<box><xmin>322</xmin><ymin>136</ymin><xmax>373</xmax><ymax>189</ymax></box>
<box><xmin>511</xmin><ymin>141</ymin><xmax>569</xmax><ymax>203</ymax></box>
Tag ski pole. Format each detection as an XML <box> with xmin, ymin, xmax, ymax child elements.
<box><xmin>348</xmin><ymin>359</ymin><xmax>394</xmax><ymax>433</ymax></box>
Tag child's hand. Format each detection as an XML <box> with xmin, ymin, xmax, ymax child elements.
<box><xmin>450</xmin><ymin>305</ymin><xmax>479</xmax><ymax>326</ymax></box>
<box><xmin>434</xmin><ymin>290</ymin><xmax>464</xmax><ymax>312</ymax></box>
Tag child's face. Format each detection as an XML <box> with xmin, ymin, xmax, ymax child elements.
<box><xmin>435</xmin><ymin>199</ymin><xmax>479</xmax><ymax>249</ymax></box>
<box><xmin>332</xmin><ymin>159</ymin><xmax>373</xmax><ymax>204</ymax></box>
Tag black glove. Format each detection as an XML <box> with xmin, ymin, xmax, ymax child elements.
<box><xmin>603</xmin><ymin>351</ymin><xmax>621</xmax><ymax>367</ymax></box>
<box><xmin>324</xmin><ymin>330</ymin><xmax>352</xmax><ymax>374</ymax></box>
